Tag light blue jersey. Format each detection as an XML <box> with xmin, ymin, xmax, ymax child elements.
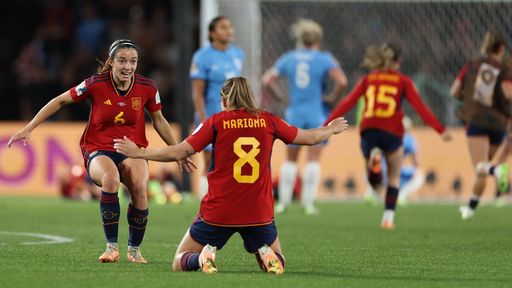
<box><xmin>274</xmin><ymin>49</ymin><xmax>339</xmax><ymax>128</ymax></box>
<box><xmin>190</xmin><ymin>44</ymin><xmax>244</xmax><ymax>117</ymax></box>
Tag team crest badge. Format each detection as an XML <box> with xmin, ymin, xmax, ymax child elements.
<box><xmin>132</xmin><ymin>97</ymin><xmax>142</xmax><ymax>110</ymax></box>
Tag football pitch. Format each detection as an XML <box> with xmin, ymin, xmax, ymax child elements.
<box><xmin>1</xmin><ymin>197</ymin><xmax>511</xmax><ymax>287</ymax></box>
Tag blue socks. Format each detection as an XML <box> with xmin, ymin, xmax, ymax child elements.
<box><xmin>100</xmin><ymin>191</ymin><xmax>120</xmax><ymax>243</ymax></box>
<box><xmin>127</xmin><ymin>204</ymin><xmax>148</xmax><ymax>247</ymax></box>
<box><xmin>181</xmin><ymin>252</ymin><xmax>200</xmax><ymax>271</ymax></box>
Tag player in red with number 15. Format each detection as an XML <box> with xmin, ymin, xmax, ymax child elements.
<box><xmin>114</xmin><ymin>77</ymin><xmax>348</xmax><ymax>274</ymax></box>
<box><xmin>324</xmin><ymin>44</ymin><xmax>451</xmax><ymax>230</ymax></box>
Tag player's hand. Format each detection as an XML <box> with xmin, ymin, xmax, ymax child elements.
<box><xmin>7</xmin><ymin>129</ymin><xmax>31</xmax><ymax>148</ymax></box>
<box><xmin>441</xmin><ymin>130</ymin><xmax>452</xmax><ymax>142</ymax></box>
<box><xmin>113</xmin><ymin>136</ymin><xmax>142</xmax><ymax>158</ymax></box>
<box><xmin>177</xmin><ymin>157</ymin><xmax>197</xmax><ymax>173</ymax></box>
<box><xmin>327</xmin><ymin>117</ymin><xmax>349</xmax><ymax>134</ymax></box>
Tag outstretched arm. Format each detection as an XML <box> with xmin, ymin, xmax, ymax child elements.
<box><xmin>293</xmin><ymin>117</ymin><xmax>349</xmax><ymax>145</ymax></box>
<box><xmin>149</xmin><ymin>110</ymin><xmax>197</xmax><ymax>172</ymax></box>
<box><xmin>8</xmin><ymin>91</ymin><xmax>73</xmax><ymax>147</ymax></box>
<box><xmin>114</xmin><ymin>136</ymin><xmax>196</xmax><ymax>163</ymax></box>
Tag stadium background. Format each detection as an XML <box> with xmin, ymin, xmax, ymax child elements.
<box><xmin>1</xmin><ymin>0</ymin><xmax>512</xmax><ymax>201</ymax></box>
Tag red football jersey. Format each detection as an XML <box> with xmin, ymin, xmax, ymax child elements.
<box><xmin>186</xmin><ymin>110</ymin><xmax>298</xmax><ymax>226</ymax></box>
<box><xmin>324</xmin><ymin>70</ymin><xmax>445</xmax><ymax>137</ymax></box>
<box><xmin>70</xmin><ymin>72</ymin><xmax>162</xmax><ymax>160</ymax></box>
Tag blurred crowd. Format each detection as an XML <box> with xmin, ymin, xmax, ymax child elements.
<box><xmin>0</xmin><ymin>0</ymin><xmax>199</xmax><ymax>122</ymax></box>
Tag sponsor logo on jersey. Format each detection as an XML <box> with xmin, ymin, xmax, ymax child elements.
<box><xmin>118</xmin><ymin>102</ymin><xmax>126</xmax><ymax>107</ymax></box>
<box><xmin>131</xmin><ymin>97</ymin><xmax>142</xmax><ymax>110</ymax></box>
<box><xmin>103</xmin><ymin>99</ymin><xmax>112</xmax><ymax>106</ymax></box>
<box><xmin>75</xmin><ymin>81</ymin><xmax>87</xmax><ymax>96</ymax></box>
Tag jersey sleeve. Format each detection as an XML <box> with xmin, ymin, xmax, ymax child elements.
<box><xmin>456</xmin><ymin>63</ymin><xmax>469</xmax><ymax>81</ymax></box>
<box><xmin>185</xmin><ymin>116</ymin><xmax>215</xmax><ymax>152</ymax></box>
<box><xmin>69</xmin><ymin>76</ymin><xmax>94</xmax><ymax>103</ymax></box>
<box><xmin>270</xmin><ymin>114</ymin><xmax>298</xmax><ymax>144</ymax></box>
<box><xmin>325</xmin><ymin>53</ymin><xmax>340</xmax><ymax>71</ymax></box>
<box><xmin>273</xmin><ymin>54</ymin><xmax>288</xmax><ymax>77</ymax></box>
<box><xmin>404</xmin><ymin>77</ymin><xmax>445</xmax><ymax>134</ymax></box>
<box><xmin>145</xmin><ymin>90</ymin><xmax>162</xmax><ymax>112</ymax></box>
<box><xmin>190</xmin><ymin>51</ymin><xmax>208</xmax><ymax>80</ymax></box>
<box><xmin>323</xmin><ymin>77</ymin><xmax>367</xmax><ymax>125</ymax></box>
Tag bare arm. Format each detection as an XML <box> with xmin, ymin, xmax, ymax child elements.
<box><xmin>8</xmin><ymin>91</ymin><xmax>73</xmax><ymax>147</ymax></box>
<box><xmin>149</xmin><ymin>110</ymin><xmax>197</xmax><ymax>172</ymax></box>
<box><xmin>323</xmin><ymin>68</ymin><xmax>348</xmax><ymax>105</ymax></box>
<box><xmin>114</xmin><ymin>136</ymin><xmax>196</xmax><ymax>162</ymax></box>
<box><xmin>292</xmin><ymin>117</ymin><xmax>348</xmax><ymax>145</ymax></box>
<box><xmin>501</xmin><ymin>81</ymin><xmax>512</xmax><ymax>101</ymax></box>
<box><xmin>192</xmin><ymin>79</ymin><xmax>207</xmax><ymax>122</ymax></box>
<box><xmin>450</xmin><ymin>78</ymin><xmax>462</xmax><ymax>100</ymax></box>
<box><xmin>262</xmin><ymin>69</ymin><xmax>286</xmax><ymax>102</ymax></box>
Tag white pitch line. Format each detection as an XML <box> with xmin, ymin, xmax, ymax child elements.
<box><xmin>0</xmin><ymin>231</ymin><xmax>74</xmax><ymax>245</ymax></box>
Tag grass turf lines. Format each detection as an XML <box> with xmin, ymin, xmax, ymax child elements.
<box><xmin>0</xmin><ymin>196</ymin><xmax>511</xmax><ymax>287</ymax></box>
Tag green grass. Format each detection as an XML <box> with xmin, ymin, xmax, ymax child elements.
<box><xmin>0</xmin><ymin>197</ymin><xmax>511</xmax><ymax>287</ymax></box>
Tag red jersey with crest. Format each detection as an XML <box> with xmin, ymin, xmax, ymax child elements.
<box><xmin>69</xmin><ymin>72</ymin><xmax>162</xmax><ymax>160</ymax></box>
<box><xmin>186</xmin><ymin>110</ymin><xmax>298</xmax><ymax>226</ymax></box>
<box><xmin>324</xmin><ymin>70</ymin><xmax>445</xmax><ymax>137</ymax></box>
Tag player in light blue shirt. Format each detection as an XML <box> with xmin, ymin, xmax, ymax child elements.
<box><xmin>190</xmin><ymin>16</ymin><xmax>244</xmax><ymax>197</ymax></box>
<box><xmin>263</xmin><ymin>19</ymin><xmax>347</xmax><ymax>215</ymax></box>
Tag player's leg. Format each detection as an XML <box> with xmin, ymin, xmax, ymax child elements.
<box><xmin>461</xmin><ymin>134</ymin><xmax>490</xmax><ymax>219</ymax></box>
<box><xmin>301</xmin><ymin>145</ymin><xmax>323</xmax><ymax>215</ymax></box>
<box><xmin>240</xmin><ymin>222</ymin><xmax>284</xmax><ymax>274</ymax></box>
<box><xmin>360</xmin><ymin>130</ymin><xmax>384</xmax><ymax>203</ymax></box>
<box><xmin>276</xmin><ymin>147</ymin><xmax>300</xmax><ymax>213</ymax></box>
<box><xmin>173</xmin><ymin>218</ymin><xmax>233</xmax><ymax>273</ymax></box>
<box><xmin>88</xmin><ymin>154</ymin><xmax>122</xmax><ymax>262</ymax></box>
<box><xmin>381</xmin><ymin>145</ymin><xmax>403</xmax><ymax>229</ymax></box>
<box><xmin>119</xmin><ymin>157</ymin><xmax>149</xmax><ymax>263</ymax></box>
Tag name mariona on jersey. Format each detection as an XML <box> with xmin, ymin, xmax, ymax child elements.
<box><xmin>223</xmin><ymin>118</ymin><xmax>267</xmax><ymax>129</ymax></box>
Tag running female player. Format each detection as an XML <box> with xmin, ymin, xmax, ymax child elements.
<box><xmin>190</xmin><ymin>16</ymin><xmax>244</xmax><ymax>197</ymax></box>
<box><xmin>325</xmin><ymin>44</ymin><xmax>451</xmax><ymax>229</ymax></box>
<box><xmin>262</xmin><ymin>19</ymin><xmax>347</xmax><ymax>215</ymax></box>
<box><xmin>114</xmin><ymin>77</ymin><xmax>348</xmax><ymax>274</ymax></box>
<box><xmin>451</xmin><ymin>30</ymin><xmax>512</xmax><ymax>219</ymax></box>
<box><xmin>8</xmin><ymin>39</ymin><xmax>195</xmax><ymax>263</ymax></box>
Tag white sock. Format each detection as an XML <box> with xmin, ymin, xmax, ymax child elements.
<box><xmin>382</xmin><ymin>209</ymin><xmax>395</xmax><ymax>223</ymax></box>
<box><xmin>278</xmin><ymin>161</ymin><xmax>297</xmax><ymax>207</ymax></box>
<box><xmin>399</xmin><ymin>170</ymin><xmax>425</xmax><ymax>201</ymax></box>
<box><xmin>301</xmin><ymin>162</ymin><xmax>321</xmax><ymax>208</ymax></box>
<box><xmin>200</xmin><ymin>176</ymin><xmax>208</xmax><ymax>198</ymax></box>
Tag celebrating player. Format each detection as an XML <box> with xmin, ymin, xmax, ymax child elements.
<box><xmin>8</xmin><ymin>39</ymin><xmax>195</xmax><ymax>263</ymax></box>
<box><xmin>114</xmin><ymin>77</ymin><xmax>348</xmax><ymax>274</ymax></box>
<box><xmin>324</xmin><ymin>44</ymin><xmax>451</xmax><ymax>229</ymax></box>
<box><xmin>262</xmin><ymin>19</ymin><xmax>347</xmax><ymax>215</ymax></box>
<box><xmin>190</xmin><ymin>16</ymin><xmax>244</xmax><ymax>198</ymax></box>
<box><xmin>451</xmin><ymin>30</ymin><xmax>512</xmax><ymax>219</ymax></box>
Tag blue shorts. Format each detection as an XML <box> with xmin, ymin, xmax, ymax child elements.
<box><xmin>86</xmin><ymin>150</ymin><xmax>128</xmax><ymax>186</ymax></box>
<box><xmin>286</xmin><ymin>109</ymin><xmax>327</xmax><ymax>146</ymax></box>
<box><xmin>361</xmin><ymin>129</ymin><xmax>402</xmax><ymax>158</ymax></box>
<box><xmin>189</xmin><ymin>217</ymin><xmax>278</xmax><ymax>253</ymax></box>
<box><xmin>466</xmin><ymin>123</ymin><xmax>505</xmax><ymax>145</ymax></box>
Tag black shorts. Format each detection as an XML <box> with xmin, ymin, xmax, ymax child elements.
<box><xmin>360</xmin><ymin>129</ymin><xmax>402</xmax><ymax>158</ymax></box>
<box><xmin>466</xmin><ymin>123</ymin><xmax>505</xmax><ymax>145</ymax></box>
<box><xmin>86</xmin><ymin>150</ymin><xmax>128</xmax><ymax>186</ymax></box>
<box><xmin>189</xmin><ymin>217</ymin><xmax>278</xmax><ymax>253</ymax></box>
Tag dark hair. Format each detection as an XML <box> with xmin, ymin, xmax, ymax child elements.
<box><xmin>97</xmin><ymin>39</ymin><xmax>139</xmax><ymax>74</ymax></box>
<box><xmin>208</xmin><ymin>16</ymin><xmax>228</xmax><ymax>43</ymax></box>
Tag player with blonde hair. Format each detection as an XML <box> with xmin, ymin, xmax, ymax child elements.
<box><xmin>325</xmin><ymin>43</ymin><xmax>450</xmax><ymax>229</ymax></box>
<box><xmin>114</xmin><ymin>77</ymin><xmax>348</xmax><ymax>274</ymax></box>
<box><xmin>263</xmin><ymin>19</ymin><xmax>347</xmax><ymax>215</ymax></box>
